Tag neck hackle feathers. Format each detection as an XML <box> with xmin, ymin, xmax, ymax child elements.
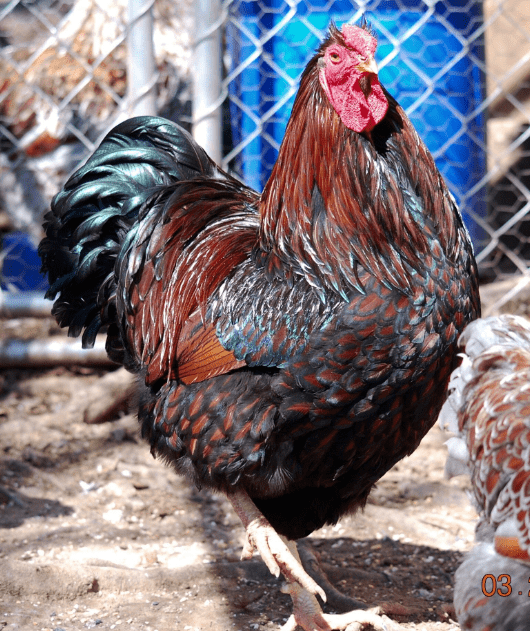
<box><xmin>258</xmin><ymin>22</ymin><xmax>461</xmax><ymax>302</ymax></box>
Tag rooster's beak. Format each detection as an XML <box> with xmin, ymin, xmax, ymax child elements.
<box><xmin>356</xmin><ymin>56</ymin><xmax>378</xmax><ymax>75</ymax></box>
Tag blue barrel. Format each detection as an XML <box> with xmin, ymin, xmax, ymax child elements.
<box><xmin>226</xmin><ymin>0</ymin><xmax>486</xmax><ymax>250</ymax></box>
<box><xmin>226</xmin><ymin>0</ymin><xmax>354</xmax><ymax>192</ymax></box>
<box><xmin>374</xmin><ymin>0</ymin><xmax>487</xmax><ymax>249</ymax></box>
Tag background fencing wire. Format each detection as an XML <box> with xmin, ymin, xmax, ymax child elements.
<box><xmin>1</xmin><ymin>0</ymin><xmax>530</xmax><ymax>319</ymax></box>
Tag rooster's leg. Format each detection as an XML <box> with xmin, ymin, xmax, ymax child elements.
<box><xmin>296</xmin><ymin>541</ymin><xmax>412</xmax><ymax>625</ymax></box>
<box><xmin>297</xmin><ymin>541</ymin><xmax>369</xmax><ymax>611</ymax></box>
<box><xmin>227</xmin><ymin>490</ymin><xmax>399</xmax><ymax>631</ymax></box>
<box><xmin>280</xmin><ymin>539</ymin><xmax>399</xmax><ymax>631</ymax></box>
<box><xmin>227</xmin><ymin>489</ymin><xmax>326</xmax><ymax>600</ymax></box>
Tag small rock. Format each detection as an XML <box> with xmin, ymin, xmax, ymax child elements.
<box><xmin>111</xmin><ymin>428</ymin><xmax>127</xmax><ymax>442</ymax></box>
<box><xmin>103</xmin><ymin>508</ymin><xmax>124</xmax><ymax>523</ymax></box>
<box><xmin>80</xmin><ymin>481</ymin><xmax>98</xmax><ymax>493</ymax></box>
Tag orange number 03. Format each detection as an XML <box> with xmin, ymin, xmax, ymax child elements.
<box><xmin>481</xmin><ymin>574</ymin><xmax>512</xmax><ymax>597</ymax></box>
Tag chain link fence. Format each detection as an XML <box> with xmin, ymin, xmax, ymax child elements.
<box><xmin>1</xmin><ymin>0</ymin><xmax>530</xmax><ymax>316</ymax></box>
<box><xmin>0</xmin><ymin>0</ymin><xmax>192</xmax><ymax>293</ymax></box>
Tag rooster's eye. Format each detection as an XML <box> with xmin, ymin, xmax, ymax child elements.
<box><xmin>329</xmin><ymin>52</ymin><xmax>341</xmax><ymax>63</ymax></box>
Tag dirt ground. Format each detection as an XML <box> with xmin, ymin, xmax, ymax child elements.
<box><xmin>0</xmin><ymin>319</ymin><xmax>477</xmax><ymax>631</ymax></box>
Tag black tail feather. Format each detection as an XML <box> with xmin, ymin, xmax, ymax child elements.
<box><xmin>39</xmin><ymin>116</ymin><xmax>224</xmax><ymax>350</ymax></box>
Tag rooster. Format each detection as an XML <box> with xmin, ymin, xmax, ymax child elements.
<box><xmin>440</xmin><ymin>315</ymin><xmax>530</xmax><ymax>631</ymax></box>
<box><xmin>40</xmin><ymin>23</ymin><xmax>480</xmax><ymax>631</ymax></box>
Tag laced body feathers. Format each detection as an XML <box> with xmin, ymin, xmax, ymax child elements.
<box><xmin>40</xmin><ymin>25</ymin><xmax>479</xmax><ymax>540</ymax></box>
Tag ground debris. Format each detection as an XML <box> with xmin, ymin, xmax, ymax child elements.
<box><xmin>0</xmin><ymin>333</ymin><xmax>472</xmax><ymax>630</ymax></box>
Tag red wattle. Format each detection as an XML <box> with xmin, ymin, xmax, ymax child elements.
<box><xmin>320</xmin><ymin>69</ymin><xmax>388</xmax><ymax>133</ymax></box>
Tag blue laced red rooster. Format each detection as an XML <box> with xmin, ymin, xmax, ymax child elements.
<box><xmin>40</xmin><ymin>23</ymin><xmax>480</xmax><ymax>631</ymax></box>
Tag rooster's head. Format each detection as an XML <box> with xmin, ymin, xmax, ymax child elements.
<box><xmin>318</xmin><ymin>24</ymin><xmax>388</xmax><ymax>133</ymax></box>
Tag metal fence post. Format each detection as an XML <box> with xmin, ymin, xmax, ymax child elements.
<box><xmin>127</xmin><ymin>0</ymin><xmax>157</xmax><ymax>117</ymax></box>
<box><xmin>193</xmin><ymin>0</ymin><xmax>223</xmax><ymax>164</ymax></box>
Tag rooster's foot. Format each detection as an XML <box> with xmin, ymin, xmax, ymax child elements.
<box><xmin>227</xmin><ymin>491</ymin><xmax>400</xmax><ymax>631</ymax></box>
<box><xmin>297</xmin><ymin>542</ymin><xmax>415</xmax><ymax>621</ymax></box>
<box><xmin>297</xmin><ymin>540</ymin><xmax>370</xmax><ymax>612</ymax></box>
<box><xmin>280</xmin><ymin>541</ymin><xmax>399</xmax><ymax>631</ymax></box>
<box><xmin>228</xmin><ymin>489</ymin><xmax>326</xmax><ymax>600</ymax></box>
<box><xmin>280</xmin><ymin>580</ymin><xmax>398</xmax><ymax>631</ymax></box>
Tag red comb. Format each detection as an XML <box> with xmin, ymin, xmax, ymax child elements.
<box><xmin>341</xmin><ymin>24</ymin><xmax>377</xmax><ymax>56</ymax></box>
